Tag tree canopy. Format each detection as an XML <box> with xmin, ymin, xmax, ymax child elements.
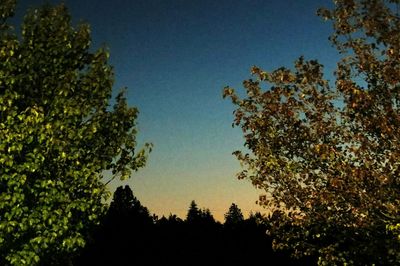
<box><xmin>0</xmin><ymin>2</ymin><xmax>150</xmax><ymax>265</ymax></box>
<box><xmin>224</xmin><ymin>0</ymin><xmax>400</xmax><ymax>264</ymax></box>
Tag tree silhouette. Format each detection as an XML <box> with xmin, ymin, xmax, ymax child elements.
<box><xmin>186</xmin><ymin>200</ymin><xmax>202</xmax><ymax>224</ymax></box>
<box><xmin>75</xmin><ymin>190</ymin><xmax>316</xmax><ymax>265</ymax></box>
<box><xmin>200</xmin><ymin>208</ymin><xmax>216</xmax><ymax>225</ymax></box>
<box><xmin>107</xmin><ymin>185</ymin><xmax>152</xmax><ymax>226</ymax></box>
<box><xmin>167</xmin><ymin>213</ymin><xmax>184</xmax><ymax>224</ymax></box>
<box><xmin>224</xmin><ymin>203</ymin><xmax>244</xmax><ymax>226</ymax></box>
<box><xmin>224</xmin><ymin>0</ymin><xmax>400</xmax><ymax>264</ymax></box>
<box><xmin>75</xmin><ymin>185</ymin><xmax>154</xmax><ymax>265</ymax></box>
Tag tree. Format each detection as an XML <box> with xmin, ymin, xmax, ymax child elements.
<box><xmin>200</xmin><ymin>208</ymin><xmax>216</xmax><ymax>225</ymax></box>
<box><xmin>167</xmin><ymin>213</ymin><xmax>184</xmax><ymax>224</ymax></box>
<box><xmin>224</xmin><ymin>0</ymin><xmax>400</xmax><ymax>264</ymax></box>
<box><xmin>224</xmin><ymin>203</ymin><xmax>244</xmax><ymax>226</ymax></box>
<box><xmin>186</xmin><ymin>200</ymin><xmax>201</xmax><ymax>224</ymax></box>
<box><xmin>248</xmin><ymin>211</ymin><xmax>267</xmax><ymax>227</ymax></box>
<box><xmin>107</xmin><ymin>185</ymin><xmax>152</xmax><ymax>225</ymax></box>
<box><xmin>0</xmin><ymin>2</ymin><xmax>150</xmax><ymax>265</ymax></box>
<box><xmin>76</xmin><ymin>185</ymin><xmax>154</xmax><ymax>265</ymax></box>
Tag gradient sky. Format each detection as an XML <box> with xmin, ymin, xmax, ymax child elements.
<box><xmin>17</xmin><ymin>0</ymin><xmax>339</xmax><ymax>221</ymax></box>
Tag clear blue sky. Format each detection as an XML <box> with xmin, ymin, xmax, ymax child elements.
<box><xmin>17</xmin><ymin>0</ymin><xmax>338</xmax><ymax>221</ymax></box>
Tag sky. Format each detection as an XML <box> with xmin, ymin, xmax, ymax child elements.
<box><xmin>17</xmin><ymin>0</ymin><xmax>339</xmax><ymax>221</ymax></box>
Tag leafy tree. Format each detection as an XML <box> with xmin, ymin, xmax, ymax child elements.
<box><xmin>224</xmin><ymin>203</ymin><xmax>244</xmax><ymax>226</ymax></box>
<box><xmin>224</xmin><ymin>0</ymin><xmax>400</xmax><ymax>264</ymax></box>
<box><xmin>0</xmin><ymin>2</ymin><xmax>150</xmax><ymax>265</ymax></box>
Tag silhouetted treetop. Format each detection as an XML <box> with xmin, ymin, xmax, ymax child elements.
<box><xmin>200</xmin><ymin>208</ymin><xmax>216</xmax><ymax>224</ymax></box>
<box><xmin>186</xmin><ymin>200</ymin><xmax>201</xmax><ymax>223</ymax></box>
<box><xmin>108</xmin><ymin>185</ymin><xmax>152</xmax><ymax>225</ymax></box>
<box><xmin>224</xmin><ymin>203</ymin><xmax>244</xmax><ymax>226</ymax></box>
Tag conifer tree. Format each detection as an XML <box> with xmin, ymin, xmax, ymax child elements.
<box><xmin>224</xmin><ymin>203</ymin><xmax>244</xmax><ymax>226</ymax></box>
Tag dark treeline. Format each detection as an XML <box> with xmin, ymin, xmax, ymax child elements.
<box><xmin>74</xmin><ymin>185</ymin><xmax>317</xmax><ymax>265</ymax></box>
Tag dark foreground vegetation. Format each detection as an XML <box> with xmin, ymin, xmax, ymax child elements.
<box><xmin>74</xmin><ymin>185</ymin><xmax>316</xmax><ymax>266</ymax></box>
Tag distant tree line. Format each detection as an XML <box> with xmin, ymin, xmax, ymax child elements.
<box><xmin>74</xmin><ymin>185</ymin><xmax>316</xmax><ymax>265</ymax></box>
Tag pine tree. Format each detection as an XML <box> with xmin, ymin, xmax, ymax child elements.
<box><xmin>224</xmin><ymin>203</ymin><xmax>244</xmax><ymax>226</ymax></box>
<box><xmin>186</xmin><ymin>200</ymin><xmax>201</xmax><ymax>224</ymax></box>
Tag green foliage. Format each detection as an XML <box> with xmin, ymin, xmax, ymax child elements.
<box><xmin>0</xmin><ymin>2</ymin><xmax>150</xmax><ymax>265</ymax></box>
<box><xmin>224</xmin><ymin>0</ymin><xmax>400</xmax><ymax>264</ymax></box>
